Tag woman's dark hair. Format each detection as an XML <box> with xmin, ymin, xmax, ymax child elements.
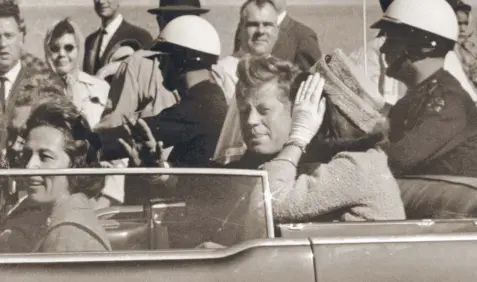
<box><xmin>24</xmin><ymin>94</ymin><xmax>104</xmax><ymax>198</ymax></box>
<box><xmin>303</xmin><ymin>101</ymin><xmax>389</xmax><ymax>163</ymax></box>
<box><xmin>49</xmin><ymin>18</ymin><xmax>75</xmax><ymax>45</ymax></box>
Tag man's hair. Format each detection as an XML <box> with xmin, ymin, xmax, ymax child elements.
<box><xmin>236</xmin><ymin>54</ymin><xmax>301</xmax><ymax>105</ymax></box>
<box><xmin>239</xmin><ymin>0</ymin><xmax>277</xmax><ymax>21</ymax></box>
<box><xmin>449</xmin><ymin>0</ymin><xmax>472</xmax><ymax>14</ymax></box>
<box><xmin>0</xmin><ymin>3</ymin><xmax>26</xmax><ymax>35</ymax></box>
<box><xmin>25</xmin><ymin>95</ymin><xmax>105</xmax><ymax>199</ymax></box>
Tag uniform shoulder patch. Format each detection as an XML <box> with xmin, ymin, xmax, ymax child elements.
<box><xmin>426</xmin><ymin>95</ymin><xmax>446</xmax><ymax>113</ymax></box>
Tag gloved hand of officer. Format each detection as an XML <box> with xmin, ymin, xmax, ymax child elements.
<box><xmin>288</xmin><ymin>73</ymin><xmax>327</xmax><ymax>149</ymax></box>
<box><xmin>118</xmin><ymin>115</ymin><xmax>164</xmax><ymax>168</ymax></box>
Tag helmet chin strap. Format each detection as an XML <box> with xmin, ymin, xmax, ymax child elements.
<box><xmin>385</xmin><ymin>49</ymin><xmax>410</xmax><ymax>77</ymax></box>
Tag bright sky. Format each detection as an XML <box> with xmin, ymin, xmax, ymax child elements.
<box><xmin>16</xmin><ymin>0</ymin><xmax>477</xmax><ymax>6</ymax></box>
<box><xmin>16</xmin><ymin>0</ymin><xmax>377</xmax><ymax>6</ymax></box>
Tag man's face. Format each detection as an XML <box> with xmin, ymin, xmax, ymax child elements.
<box><xmin>93</xmin><ymin>0</ymin><xmax>120</xmax><ymax>19</ymax></box>
<box><xmin>159</xmin><ymin>54</ymin><xmax>182</xmax><ymax>92</ymax></box>
<box><xmin>457</xmin><ymin>10</ymin><xmax>471</xmax><ymax>41</ymax></box>
<box><xmin>241</xmin><ymin>3</ymin><xmax>279</xmax><ymax>56</ymax></box>
<box><xmin>7</xmin><ymin>106</ymin><xmax>31</xmax><ymax>168</ymax></box>
<box><xmin>237</xmin><ymin>82</ymin><xmax>292</xmax><ymax>156</ymax></box>
<box><xmin>0</xmin><ymin>16</ymin><xmax>22</xmax><ymax>75</ymax></box>
<box><xmin>379</xmin><ymin>28</ymin><xmax>414</xmax><ymax>82</ymax></box>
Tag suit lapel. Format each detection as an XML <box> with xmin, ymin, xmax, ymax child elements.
<box><xmin>279</xmin><ymin>15</ymin><xmax>293</xmax><ymax>33</ymax></box>
<box><xmin>88</xmin><ymin>30</ymin><xmax>102</xmax><ymax>75</ymax></box>
<box><xmin>6</xmin><ymin>65</ymin><xmax>27</xmax><ymax>106</ymax></box>
<box><xmin>272</xmin><ymin>15</ymin><xmax>294</xmax><ymax>61</ymax></box>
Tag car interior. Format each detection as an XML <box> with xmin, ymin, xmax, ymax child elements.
<box><xmin>95</xmin><ymin>173</ymin><xmax>477</xmax><ymax>251</ymax></box>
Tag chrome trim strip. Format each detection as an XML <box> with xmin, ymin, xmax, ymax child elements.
<box><xmin>95</xmin><ymin>202</ymin><xmax>187</xmax><ymax>217</ymax></box>
<box><xmin>0</xmin><ymin>168</ymin><xmax>268</xmax><ymax>177</ymax></box>
<box><xmin>0</xmin><ymin>239</ymin><xmax>310</xmax><ymax>264</ymax></box>
<box><xmin>310</xmin><ymin>233</ymin><xmax>477</xmax><ymax>245</ymax></box>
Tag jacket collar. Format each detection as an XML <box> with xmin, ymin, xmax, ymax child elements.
<box><xmin>2</xmin><ymin>61</ymin><xmax>21</xmax><ymax>84</ymax></box>
<box><xmin>414</xmin><ymin>68</ymin><xmax>446</xmax><ymax>95</ymax></box>
<box><xmin>277</xmin><ymin>11</ymin><xmax>287</xmax><ymax>26</ymax></box>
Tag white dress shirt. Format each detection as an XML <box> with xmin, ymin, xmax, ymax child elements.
<box><xmin>99</xmin><ymin>14</ymin><xmax>123</xmax><ymax>58</ymax></box>
<box><xmin>277</xmin><ymin>11</ymin><xmax>287</xmax><ymax>26</ymax></box>
<box><xmin>2</xmin><ymin>61</ymin><xmax>21</xmax><ymax>100</ymax></box>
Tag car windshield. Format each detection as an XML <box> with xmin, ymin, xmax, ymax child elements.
<box><xmin>0</xmin><ymin>168</ymin><xmax>273</xmax><ymax>252</ymax></box>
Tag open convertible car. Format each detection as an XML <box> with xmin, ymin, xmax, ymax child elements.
<box><xmin>1</xmin><ymin>167</ymin><xmax>477</xmax><ymax>282</ymax></box>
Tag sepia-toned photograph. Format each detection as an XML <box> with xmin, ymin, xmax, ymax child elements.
<box><xmin>1</xmin><ymin>0</ymin><xmax>477</xmax><ymax>281</ymax></box>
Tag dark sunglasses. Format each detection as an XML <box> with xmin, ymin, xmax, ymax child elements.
<box><xmin>49</xmin><ymin>44</ymin><xmax>76</xmax><ymax>53</ymax></box>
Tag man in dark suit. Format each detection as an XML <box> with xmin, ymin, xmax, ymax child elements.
<box><xmin>233</xmin><ymin>0</ymin><xmax>321</xmax><ymax>71</ymax></box>
<box><xmin>83</xmin><ymin>0</ymin><xmax>153</xmax><ymax>75</ymax></box>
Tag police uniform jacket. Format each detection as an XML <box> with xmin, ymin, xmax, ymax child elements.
<box><xmin>388</xmin><ymin>68</ymin><xmax>477</xmax><ymax>176</ymax></box>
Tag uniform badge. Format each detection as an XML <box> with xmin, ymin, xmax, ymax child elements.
<box><xmin>426</xmin><ymin>96</ymin><xmax>446</xmax><ymax>113</ymax></box>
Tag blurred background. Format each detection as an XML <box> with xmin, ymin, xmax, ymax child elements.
<box><xmin>16</xmin><ymin>0</ymin><xmax>417</xmax><ymax>59</ymax></box>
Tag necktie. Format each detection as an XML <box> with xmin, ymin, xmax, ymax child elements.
<box><xmin>0</xmin><ymin>76</ymin><xmax>8</xmax><ymax>113</ymax></box>
<box><xmin>95</xmin><ymin>29</ymin><xmax>107</xmax><ymax>73</ymax></box>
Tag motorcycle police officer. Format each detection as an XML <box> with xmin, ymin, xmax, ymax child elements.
<box><xmin>373</xmin><ymin>0</ymin><xmax>477</xmax><ymax>177</ymax></box>
<box><xmin>96</xmin><ymin>15</ymin><xmax>227</xmax><ymax>168</ymax></box>
<box><xmin>94</xmin><ymin>15</ymin><xmax>227</xmax><ymax>204</ymax></box>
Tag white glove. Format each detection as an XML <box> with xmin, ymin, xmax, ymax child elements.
<box><xmin>288</xmin><ymin>73</ymin><xmax>327</xmax><ymax>147</ymax></box>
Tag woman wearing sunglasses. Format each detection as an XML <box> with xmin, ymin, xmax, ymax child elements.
<box><xmin>44</xmin><ymin>18</ymin><xmax>109</xmax><ymax>129</ymax></box>
<box><xmin>44</xmin><ymin>18</ymin><xmax>126</xmax><ymax>210</ymax></box>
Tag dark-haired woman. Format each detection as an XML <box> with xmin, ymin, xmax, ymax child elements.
<box><xmin>23</xmin><ymin>95</ymin><xmax>111</xmax><ymax>252</ymax></box>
